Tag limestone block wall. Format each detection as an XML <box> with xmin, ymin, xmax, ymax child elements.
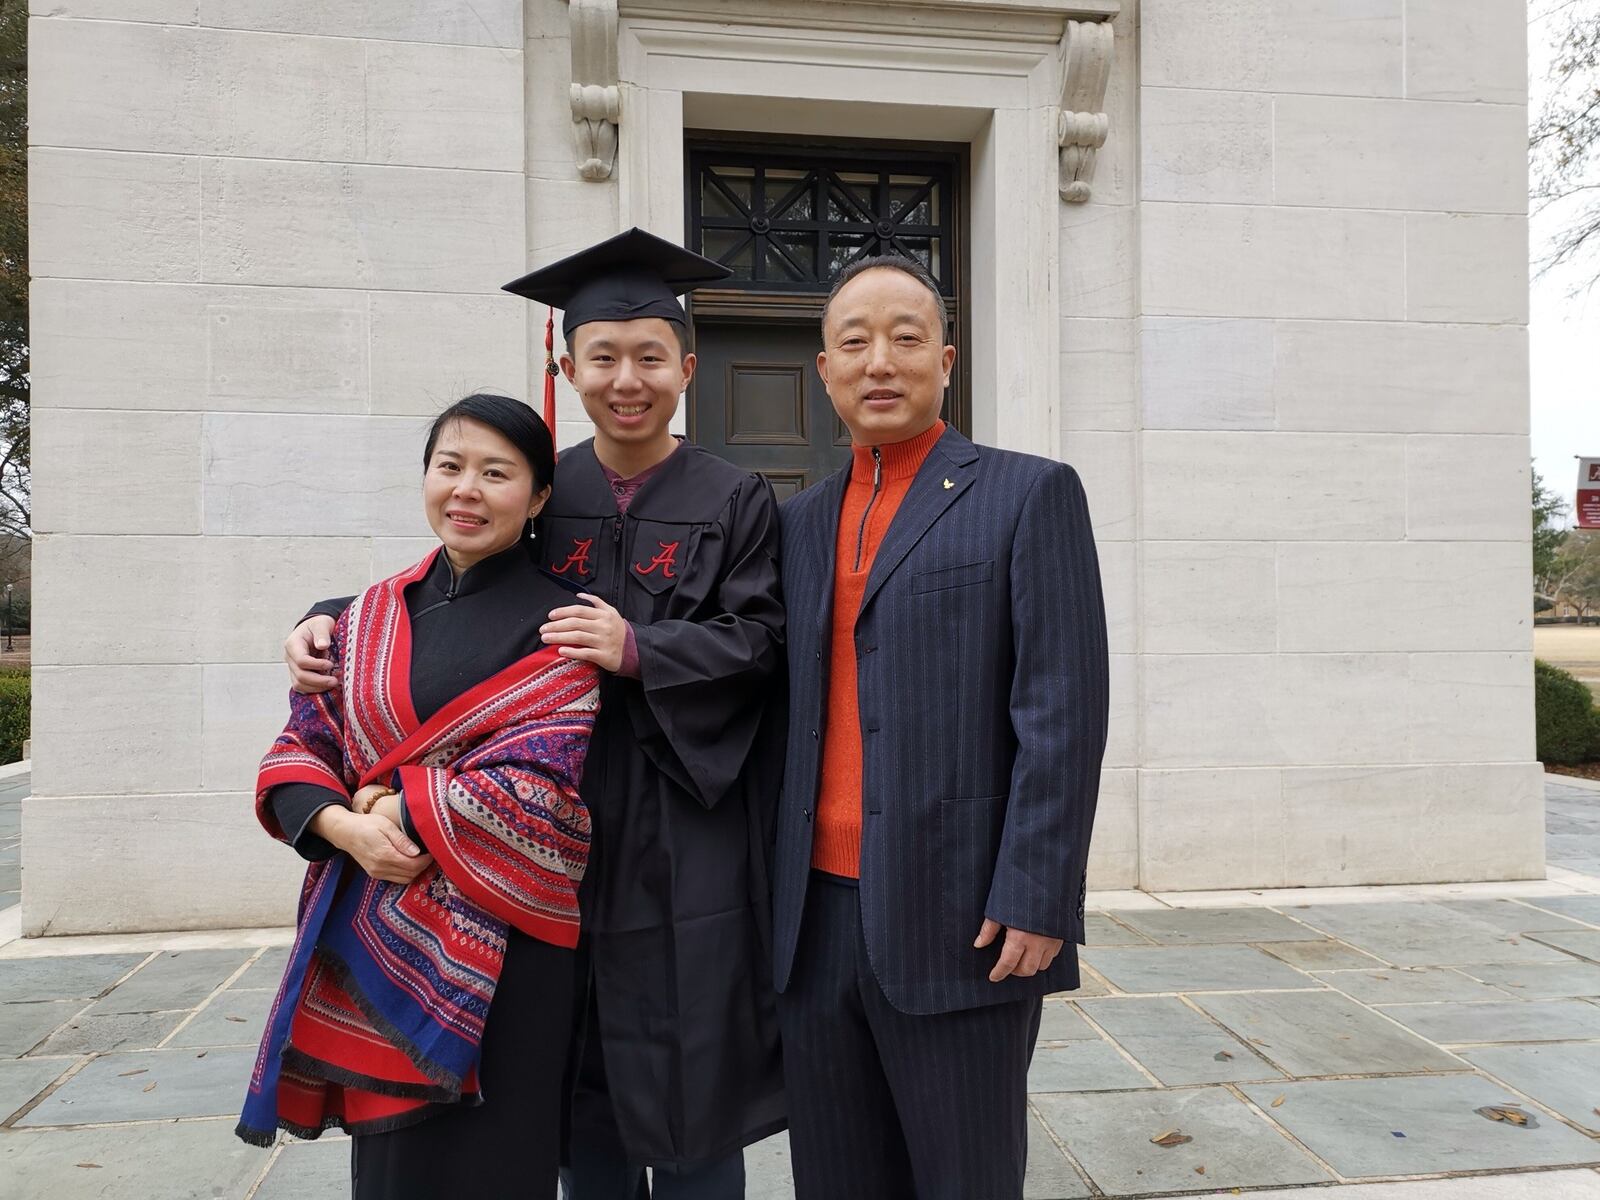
<box><xmin>27</xmin><ymin>2</ymin><xmax>531</xmax><ymax>933</ymax></box>
<box><xmin>1131</xmin><ymin>0</ymin><xmax>1541</xmax><ymax>889</ymax></box>
<box><xmin>1065</xmin><ymin>4</ymin><xmax>1142</xmax><ymax>889</ymax></box>
<box><xmin>23</xmin><ymin>0</ymin><xmax>1542</xmax><ymax>932</ymax></box>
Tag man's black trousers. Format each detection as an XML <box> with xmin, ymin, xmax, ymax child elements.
<box><xmin>776</xmin><ymin>872</ymin><xmax>1043</xmax><ymax>1200</ymax></box>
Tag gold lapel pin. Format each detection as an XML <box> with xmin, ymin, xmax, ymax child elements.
<box><xmin>943</xmin><ymin>478</ymin><xmax>954</xmax><ymax>490</ymax></box>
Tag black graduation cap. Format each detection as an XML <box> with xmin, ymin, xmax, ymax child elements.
<box><xmin>502</xmin><ymin>227</ymin><xmax>732</xmax><ymax>340</ymax></box>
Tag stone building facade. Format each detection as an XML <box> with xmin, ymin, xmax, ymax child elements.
<box><xmin>27</xmin><ymin>0</ymin><xmax>1535</xmax><ymax>933</ymax></box>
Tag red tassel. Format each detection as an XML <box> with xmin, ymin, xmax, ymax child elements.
<box><xmin>543</xmin><ymin>308</ymin><xmax>559</xmax><ymax>460</ymax></box>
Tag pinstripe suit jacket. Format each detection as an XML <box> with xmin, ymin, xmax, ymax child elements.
<box><xmin>772</xmin><ymin>425</ymin><xmax>1110</xmax><ymax>1016</ymax></box>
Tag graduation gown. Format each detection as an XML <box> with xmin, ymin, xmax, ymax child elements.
<box><xmin>539</xmin><ymin>439</ymin><xmax>786</xmax><ymax>1167</ymax></box>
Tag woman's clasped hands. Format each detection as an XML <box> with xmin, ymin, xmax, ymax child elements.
<box><xmin>307</xmin><ymin>783</ymin><xmax>435</xmax><ymax>885</ymax></box>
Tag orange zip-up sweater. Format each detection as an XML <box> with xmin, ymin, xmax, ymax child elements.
<box><xmin>812</xmin><ymin>420</ymin><xmax>946</xmax><ymax>878</ymax></box>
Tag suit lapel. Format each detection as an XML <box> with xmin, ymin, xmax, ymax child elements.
<box><xmin>859</xmin><ymin>427</ymin><xmax>979</xmax><ymax>615</ymax></box>
<box><xmin>807</xmin><ymin>465</ymin><xmax>849</xmax><ymax>644</ymax></box>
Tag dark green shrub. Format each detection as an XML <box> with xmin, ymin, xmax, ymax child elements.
<box><xmin>0</xmin><ymin>669</ymin><xmax>25</xmax><ymax>764</ymax></box>
<box><xmin>1535</xmin><ymin>659</ymin><xmax>1600</xmax><ymax>764</ymax></box>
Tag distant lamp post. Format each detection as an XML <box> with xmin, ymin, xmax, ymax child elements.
<box><xmin>4</xmin><ymin>584</ymin><xmax>12</xmax><ymax>653</ymax></box>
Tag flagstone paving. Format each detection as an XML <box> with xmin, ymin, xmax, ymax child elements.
<box><xmin>1459</xmin><ymin>1042</ymin><xmax>1600</xmax><ymax>1135</ymax></box>
<box><xmin>0</xmin><ymin>774</ymin><xmax>1595</xmax><ymax>1198</ymax></box>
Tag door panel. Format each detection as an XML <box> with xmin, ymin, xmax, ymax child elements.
<box><xmin>691</xmin><ymin>319</ymin><xmax>850</xmax><ymax>493</ymax></box>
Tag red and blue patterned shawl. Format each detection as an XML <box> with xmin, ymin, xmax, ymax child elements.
<box><xmin>237</xmin><ymin>550</ymin><xmax>599</xmax><ymax>1145</ymax></box>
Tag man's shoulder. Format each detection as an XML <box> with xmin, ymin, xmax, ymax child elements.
<box><xmin>964</xmin><ymin>442</ymin><xmax>1082</xmax><ymax>493</ymax></box>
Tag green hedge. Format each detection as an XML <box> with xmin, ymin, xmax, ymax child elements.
<box><xmin>1535</xmin><ymin>659</ymin><xmax>1600</xmax><ymax>764</ymax></box>
<box><xmin>0</xmin><ymin>669</ymin><xmax>25</xmax><ymax>764</ymax></box>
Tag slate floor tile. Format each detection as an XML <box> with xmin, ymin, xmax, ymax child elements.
<box><xmin>1078</xmin><ymin>997</ymin><xmax>1284</xmax><ymax>1085</ymax></box>
<box><xmin>1242</xmin><ymin>1074</ymin><xmax>1600</xmax><ymax>1176</ymax></box>
<box><xmin>1287</xmin><ymin>903</ymin><xmax>1570</xmax><ymax>966</ymax></box>
<box><xmin>1256</xmin><ymin>940</ymin><xmax>1385</xmax><ymax>971</ymax></box>
<box><xmin>1037</xmin><ymin>1000</ymin><xmax>1096</xmax><ymax>1043</ymax></box>
<box><xmin>1461</xmin><ymin>1042</ymin><xmax>1600</xmax><ymax>1135</ymax></box>
<box><xmin>1430</xmin><ymin>900</ymin><xmax>1591</xmax><ymax>934</ymax></box>
<box><xmin>1084</xmin><ymin>914</ymin><xmax>1153</xmax><ymax>947</ymax></box>
<box><xmin>1034</xmin><ymin>1086</ymin><xmax>1331</xmax><ymax>1195</ymax></box>
<box><xmin>89</xmin><ymin>950</ymin><xmax>252</xmax><ymax>1015</ymax></box>
<box><xmin>0</xmin><ymin>1056</ymin><xmax>74</xmax><ymax>1120</ymax></box>
<box><xmin>1079</xmin><ymin>945</ymin><xmax>1319</xmax><ymax>994</ymax></box>
<box><xmin>167</xmin><ymin>989</ymin><xmax>274</xmax><ymax>1048</ymax></box>
<box><xmin>1241</xmin><ymin>1173</ymin><xmax>1600</xmax><ymax>1200</ymax></box>
<box><xmin>253</xmin><ymin>1137</ymin><xmax>350</xmax><ymax>1200</ymax></box>
<box><xmin>31</xmin><ymin>1010</ymin><xmax>185</xmax><ymax>1057</ymax></box>
<box><xmin>0</xmin><ymin>954</ymin><xmax>145</xmax><ymax>1004</ymax></box>
<box><xmin>1110</xmin><ymin>907</ymin><xmax>1324</xmax><ymax>945</ymax></box>
<box><xmin>1024</xmin><ymin>1113</ymin><xmax>1091</xmax><ymax>1199</ymax></box>
<box><xmin>746</xmin><ymin>1131</ymin><xmax>796</xmax><ymax>1200</ymax></box>
<box><xmin>16</xmin><ymin>1048</ymin><xmax>256</xmax><ymax>1126</ymax></box>
<box><xmin>0</xmin><ymin>1118</ymin><xmax>264</xmax><ymax>1200</ymax></box>
<box><xmin>1527</xmin><ymin>930</ymin><xmax>1600</xmax><ymax>963</ymax></box>
<box><xmin>1461</xmin><ymin>960</ymin><xmax>1600</xmax><ymax>999</ymax></box>
<box><xmin>1027</xmin><ymin>1040</ymin><xmax>1150</xmax><ymax>1093</ymax></box>
<box><xmin>1377</xmin><ymin>999</ymin><xmax>1600</xmax><ymax>1045</ymax></box>
<box><xmin>1522</xmin><ymin>896</ymin><xmax>1600</xmax><ymax>925</ymax></box>
<box><xmin>0</xmin><ymin>1001</ymin><xmax>80</xmax><ymax>1057</ymax></box>
<box><xmin>1310</xmin><ymin>966</ymin><xmax>1510</xmax><ymax>1005</ymax></box>
<box><xmin>1192</xmin><ymin>990</ymin><xmax>1464</xmax><ymax>1077</ymax></box>
<box><xmin>1058</xmin><ymin>968</ymin><xmax>1110</xmax><ymax>998</ymax></box>
<box><xmin>233</xmin><ymin>947</ymin><xmax>291</xmax><ymax>991</ymax></box>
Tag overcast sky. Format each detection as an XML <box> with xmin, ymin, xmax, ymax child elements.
<box><xmin>1529</xmin><ymin>4</ymin><xmax>1600</xmax><ymax>522</ymax></box>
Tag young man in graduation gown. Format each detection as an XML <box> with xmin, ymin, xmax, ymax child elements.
<box><xmin>284</xmin><ymin>230</ymin><xmax>786</xmax><ymax>1199</ymax></box>
<box><xmin>770</xmin><ymin>255</ymin><xmax>1109</xmax><ymax>1200</ymax></box>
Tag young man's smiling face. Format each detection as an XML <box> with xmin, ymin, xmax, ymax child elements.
<box><xmin>818</xmin><ymin>266</ymin><xmax>956</xmax><ymax>447</ymax></box>
<box><xmin>562</xmin><ymin>318</ymin><xmax>695</xmax><ymax>453</ymax></box>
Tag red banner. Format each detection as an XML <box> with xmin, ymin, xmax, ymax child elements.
<box><xmin>1579</xmin><ymin>458</ymin><xmax>1600</xmax><ymax>530</ymax></box>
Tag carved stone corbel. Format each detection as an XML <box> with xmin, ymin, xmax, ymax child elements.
<box><xmin>569</xmin><ymin>0</ymin><xmax>620</xmax><ymax>181</ymax></box>
<box><xmin>1057</xmin><ymin>18</ymin><xmax>1114</xmax><ymax>203</ymax></box>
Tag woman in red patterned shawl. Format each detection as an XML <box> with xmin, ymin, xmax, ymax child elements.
<box><xmin>238</xmin><ymin>394</ymin><xmax>600</xmax><ymax>1199</ymax></box>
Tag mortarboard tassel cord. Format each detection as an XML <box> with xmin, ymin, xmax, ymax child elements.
<box><xmin>544</xmin><ymin>307</ymin><xmax>559</xmax><ymax>460</ymax></box>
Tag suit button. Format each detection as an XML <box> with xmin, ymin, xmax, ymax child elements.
<box><xmin>803</xmin><ymin>808</ymin><xmax>812</xmax><ymax>820</ymax></box>
<box><xmin>815</xmin><ymin>651</ymin><xmax>821</xmax><ymax>661</ymax></box>
<box><xmin>810</xmin><ymin>729</ymin><xmax>818</xmax><ymax>739</ymax></box>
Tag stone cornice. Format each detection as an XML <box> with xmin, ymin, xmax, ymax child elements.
<box><xmin>578</xmin><ymin>0</ymin><xmax>1120</xmax><ymax>200</ymax></box>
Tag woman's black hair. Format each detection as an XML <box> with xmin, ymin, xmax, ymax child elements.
<box><xmin>422</xmin><ymin>393</ymin><xmax>555</xmax><ymax>493</ymax></box>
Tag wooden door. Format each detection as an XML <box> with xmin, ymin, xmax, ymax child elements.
<box><xmin>683</xmin><ymin>136</ymin><xmax>966</xmax><ymax>494</ymax></box>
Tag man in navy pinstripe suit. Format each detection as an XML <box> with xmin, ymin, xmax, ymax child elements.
<box><xmin>772</xmin><ymin>256</ymin><xmax>1110</xmax><ymax>1199</ymax></box>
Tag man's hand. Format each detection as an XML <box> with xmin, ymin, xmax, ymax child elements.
<box><xmin>310</xmin><ymin>807</ymin><xmax>433</xmax><ymax>885</ymax></box>
<box><xmin>540</xmin><ymin>594</ymin><xmax>629</xmax><ymax>673</ymax></box>
<box><xmin>286</xmin><ymin>616</ymin><xmax>338</xmax><ymax>694</ymax></box>
<box><xmin>975</xmin><ymin>919</ymin><xmax>1064</xmax><ymax>984</ymax></box>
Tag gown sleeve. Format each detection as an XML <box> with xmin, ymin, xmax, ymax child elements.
<box><xmin>301</xmin><ymin>596</ymin><xmax>356</xmax><ymax>625</ymax></box>
<box><xmin>628</xmin><ymin>474</ymin><xmax>784</xmax><ymax>809</ymax></box>
<box><xmin>256</xmin><ymin>614</ymin><xmax>355</xmax><ymax>845</ymax></box>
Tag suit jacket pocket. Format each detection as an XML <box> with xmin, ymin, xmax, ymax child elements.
<box><xmin>912</xmin><ymin>559</ymin><xmax>994</xmax><ymax>594</ymax></box>
<box><xmin>939</xmin><ymin>793</ymin><xmax>1007</xmax><ymax>958</ymax></box>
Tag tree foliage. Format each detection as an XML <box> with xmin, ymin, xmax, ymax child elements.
<box><xmin>1531</xmin><ymin>0</ymin><xmax>1600</xmax><ymax>290</ymax></box>
<box><xmin>0</xmin><ymin>0</ymin><xmax>25</xmax><ymax>551</ymax></box>
<box><xmin>1533</xmin><ymin>466</ymin><xmax>1570</xmax><ymax>583</ymax></box>
<box><xmin>1549</xmin><ymin>529</ymin><xmax>1600</xmax><ymax>619</ymax></box>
